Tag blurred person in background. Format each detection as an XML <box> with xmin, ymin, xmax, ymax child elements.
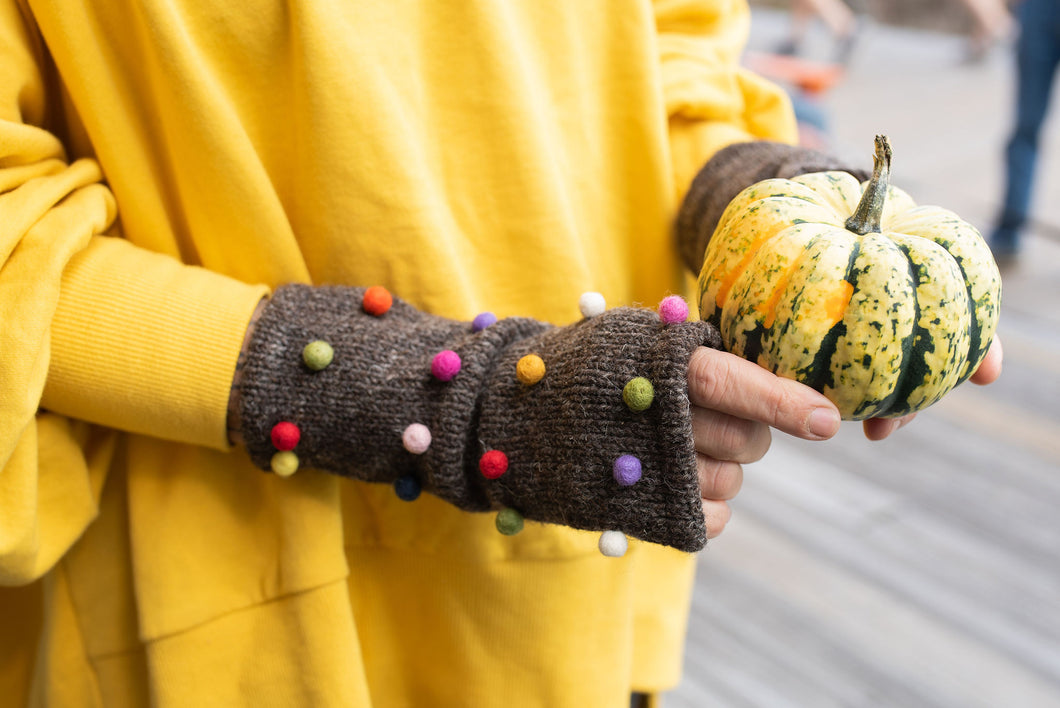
<box><xmin>776</xmin><ymin>0</ymin><xmax>861</xmax><ymax>64</ymax></box>
<box><xmin>989</xmin><ymin>0</ymin><xmax>1058</xmax><ymax>262</ymax></box>
<box><xmin>955</xmin><ymin>0</ymin><xmax>1016</xmax><ymax>62</ymax></box>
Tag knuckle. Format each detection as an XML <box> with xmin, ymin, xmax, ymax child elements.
<box><xmin>699</xmin><ymin>456</ymin><xmax>744</xmax><ymax>500</ymax></box>
<box><xmin>702</xmin><ymin>500</ymin><xmax>732</xmax><ymax>539</ymax></box>
<box><xmin>687</xmin><ymin>348</ymin><xmax>731</xmax><ymax>405</ymax></box>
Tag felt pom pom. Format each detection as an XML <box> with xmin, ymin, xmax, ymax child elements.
<box><xmin>270</xmin><ymin>421</ymin><xmax>301</xmax><ymax>451</ymax></box>
<box><xmin>516</xmin><ymin>354</ymin><xmax>546</xmax><ymax>385</ymax></box>
<box><xmin>271</xmin><ymin>451</ymin><xmax>299</xmax><ymax>478</ymax></box>
<box><xmin>402</xmin><ymin>423</ymin><xmax>432</xmax><ymax>454</ymax></box>
<box><xmin>495</xmin><ymin>508</ymin><xmax>525</xmax><ymax>536</ymax></box>
<box><xmin>394</xmin><ymin>475</ymin><xmax>422</xmax><ymax>501</ymax></box>
<box><xmin>302</xmin><ymin>340</ymin><xmax>334</xmax><ymax>371</ymax></box>
<box><xmin>578</xmin><ymin>291</ymin><xmax>606</xmax><ymax>318</ymax></box>
<box><xmin>613</xmin><ymin>455</ymin><xmax>642</xmax><ymax>486</ymax></box>
<box><xmin>658</xmin><ymin>295</ymin><xmax>689</xmax><ymax>324</ymax></box>
<box><xmin>362</xmin><ymin>286</ymin><xmax>393</xmax><ymax>316</ymax></box>
<box><xmin>599</xmin><ymin>530</ymin><xmax>628</xmax><ymax>557</ymax></box>
<box><xmin>472</xmin><ymin>312</ymin><xmax>498</xmax><ymax>332</ymax></box>
<box><xmin>622</xmin><ymin>377</ymin><xmax>654</xmax><ymax>412</ymax></box>
<box><xmin>431</xmin><ymin>350</ymin><xmax>462</xmax><ymax>381</ymax></box>
<box><xmin>479</xmin><ymin>450</ymin><xmax>509</xmax><ymax>479</ymax></box>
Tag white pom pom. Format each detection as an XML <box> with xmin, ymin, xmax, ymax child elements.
<box><xmin>579</xmin><ymin>291</ymin><xmax>606</xmax><ymax>318</ymax></box>
<box><xmin>598</xmin><ymin>530</ymin><xmax>628</xmax><ymax>557</ymax></box>
<box><xmin>402</xmin><ymin>423</ymin><xmax>432</xmax><ymax>454</ymax></box>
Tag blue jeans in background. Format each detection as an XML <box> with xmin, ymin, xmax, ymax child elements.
<box><xmin>991</xmin><ymin>0</ymin><xmax>1060</xmax><ymax>254</ymax></box>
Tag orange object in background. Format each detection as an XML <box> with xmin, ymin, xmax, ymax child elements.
<box><xmin>744</xmin><ymin>51</ymin><xmax>845</xmax><ymax>94</ymax></box>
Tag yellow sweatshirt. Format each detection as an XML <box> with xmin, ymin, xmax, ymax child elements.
<box><xmin>0</xmin><ymin>0</ymin><xmax>795</xmax><ymax>705</ymax></box>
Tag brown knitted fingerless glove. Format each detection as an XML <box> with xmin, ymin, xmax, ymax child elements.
<box><xmin>237</xmin><ymin>285</ymin><xmax>722</xmax><ymax>553</ymax></box>
<box><xmin>675</xmin><ymin>140</ymin><xmax>870</xmax><ymax>274</ymax></box>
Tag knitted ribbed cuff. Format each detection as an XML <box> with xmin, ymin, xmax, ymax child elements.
<box><xmin>237</xmin><ymin>285</ymin><xmax>722</xmax><ymax>552</ymax></box>
<box><xmin>675</xmin><ymin>141</ymin><xmax>870</xmax><ymax>274</ymax></box>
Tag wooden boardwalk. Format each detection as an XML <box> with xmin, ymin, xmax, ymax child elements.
<box><xmin>671</xmin><ymin>11</ymin><xmax>1060</xmax><ymax>707</ymax></box>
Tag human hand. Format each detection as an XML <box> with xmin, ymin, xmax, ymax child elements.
<box><xmin>862</xmin><ymin>336</ymin><xmax>1004</xmax><ymax>441</ymax></box>
<box><xmin>686</xmin><ymin>347</ymin><xmax>842</xmax><ymax>538</ymax></box>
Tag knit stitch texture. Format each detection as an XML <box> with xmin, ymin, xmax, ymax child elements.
<box><xmin>238</xmin><ymin>285</ymin><xmax>722</xmax><ymax>552</ymax></box>
<box><xmin>675</xmin><ymin>140</ymin><xmax>870</xmax><ymax>274</ymax></box>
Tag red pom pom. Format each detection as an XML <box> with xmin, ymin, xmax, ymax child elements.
<box><xmin>479</xmin><ymin>450</ymin><xmax>509</xmax><ymax>479</ymax></box>
<box><xmin>271</xmin><ymin>421</ymin><xmax>301</xmax><ymax>451</ymax></box>
<box><xmin>363</xmin><ymin>286</ymin><xmax>393</xmax><ymax>316</ymax></box>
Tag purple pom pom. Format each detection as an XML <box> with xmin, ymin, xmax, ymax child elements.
<box><xmin>613</xmin><ymin>455</ymin><xmax>642</xmax><ymax>486</ymax></box>
<box><xmin>472</xmin><ymin>312</ymin><xmax>498</xmax><ymax>332</ymax></box>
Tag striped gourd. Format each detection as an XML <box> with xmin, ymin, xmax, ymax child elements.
<box><xmin>696</xmin><ymin>136</ymin><xmax>1001</xmax><ymax>420</ymax></box>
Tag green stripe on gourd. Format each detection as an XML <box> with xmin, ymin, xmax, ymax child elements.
<box><xmin>696</xmin><ymin>135</ymin><xmax>1002</xmax><ymax>420</ymax></box>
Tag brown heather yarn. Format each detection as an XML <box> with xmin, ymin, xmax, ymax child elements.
<box><xmin>675</xmin><ymin>140</ymin><xmax>870</xmax><ymax>275</ymax></box>
<box><xmin>238</xmin><ymin>285</ymin><xmax>723</xmax><ymax>553</ymax></box>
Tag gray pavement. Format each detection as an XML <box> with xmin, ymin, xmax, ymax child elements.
<box><xmin>671</xmin><ymin>10</ymin><xmax>1060</xmax><ymax>707</ymax></box>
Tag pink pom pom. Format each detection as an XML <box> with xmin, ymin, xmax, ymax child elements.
<box><xmin>431</xmin><ymin>350</ymin><xmax>462</xmax><ymax>381</ymax></box>
<box><xmin>402</xmin><ymin>423</ymin><xmax>432</xmax><ymax>454</ymax></box>
<box><xmin>658</xmin><ymin>295</ymin><xmax>689</xmax><ymax>324</ymax></box>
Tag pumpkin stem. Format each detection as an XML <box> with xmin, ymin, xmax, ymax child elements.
<box><xmin>845</xmin><ymin>135</ymin><xmax>892</xmax><ymax>235</ymax></box>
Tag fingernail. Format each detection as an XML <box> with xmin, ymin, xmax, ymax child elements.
<box><xmin>808</xmin><ymin>408</ymin><xmax>840</xmax><ymax>438</ymax></box>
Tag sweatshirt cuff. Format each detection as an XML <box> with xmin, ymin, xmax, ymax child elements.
<box><xmin>41</xmin><ymin>236</ymin><xmax>269</xmax><ymax>450</ymax></box>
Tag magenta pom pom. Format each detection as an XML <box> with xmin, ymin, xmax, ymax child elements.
<box><xmin>613</xmin><ymin>455</ymin><xmax>642</xmax><ymax>486</ymax></box>
<box><xmin>658</xmin><ymin>295</ymin><xmax>689</xmax><ymax>324</ymax></box>
<box><xmin>431</xmin><ymin>350</ymin><xmax>462</xmax><ymax>381</ymax></box>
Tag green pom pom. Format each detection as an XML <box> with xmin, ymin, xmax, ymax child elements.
<box><xmin>495</xmin><ymin>508</ymin><xmax>524</xmax><ymax>536</ymax></box>
<box><xmin>623</xmin><ymin>377</ymin><xmax>654</xmax><ymax>412</ymax></box>
<box><xmin>303</xmin><ymin>340</ymin><xmax>334</xmax><ymax>371</ymax></box>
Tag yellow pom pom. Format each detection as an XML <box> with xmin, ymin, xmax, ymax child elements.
<box><xmin>271</xmin><ymin>451</ymin><xmax>299</xmax><ymax>478</ymax></box>
<box><xmin>516</xmin><ymin>354</ymin><xmax>546</xmax><ymax>385</ymax></box>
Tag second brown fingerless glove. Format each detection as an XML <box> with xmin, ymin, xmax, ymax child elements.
<box><xmin>675</xmin><ymin>140</ymin><xmax>870</xmax><ymax>274</ymax></box>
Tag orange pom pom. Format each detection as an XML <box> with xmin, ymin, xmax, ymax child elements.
<box><xmin>363</xmin><ymin>286</ymin><xmax>393</xmax><ymax>316</ymax></box>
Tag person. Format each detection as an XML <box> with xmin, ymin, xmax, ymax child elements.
<box><xmin>989</xmin><ymin>0</ymin><xmax>1058</xmax><ymax>261</ymax></box>
<box><xmin>0</xmin><ymin>1</ymin><xmax>1001</xmax><ymax>706</ymax></box>
<box><xmin>954</xmin><ymin>0</ymin><xmax>1016</xmax><ymax>62</ymax></box>
<box><xmin>776</xmin><ymin>0</ymin><xmax>861</xmax><ymax>64</ymax></box>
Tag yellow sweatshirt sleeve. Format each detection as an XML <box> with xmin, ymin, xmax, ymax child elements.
<box><xmin>653</xmin><ymin>0</ymin><xmax>799</xmax><ymax>202</ymax></box>
<box><xmin>0</xmin><ymin>2</ymin><xmax>266</xmax><ymax>584</ymax></box>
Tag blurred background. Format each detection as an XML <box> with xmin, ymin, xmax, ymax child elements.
<box><xmin>672</xmin><ymin>1</ymin><xmax>1060</xmax><ymax>706</ymax></box>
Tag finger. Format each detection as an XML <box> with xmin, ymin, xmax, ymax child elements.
<box><xmin>970</xmin><ymin>336</ymin><xmax>1003</xmax><ymax>385</ymax></box>
<box><xmin>697</xmin><ymin>454</ymin><xmax>743</xmax><ymax>501</ymax></box>
<box><xmin>691</xmin><ymin>407</ymin><xmax>771</xmax><ymax>463</ymax></box>
<box><xmin>862</xmin><ymin>413</ymin><xmax>916</xmax><ymax>441</ymax></box>
<box><xmin>688</xmin><ymin>347</ymin><xmax>840</xmax><ymax>440</ymax></box>
<box><xmin>702</xmin><ymin>499</ymin><xmax>732</xmax><ymax>539</ymax></box>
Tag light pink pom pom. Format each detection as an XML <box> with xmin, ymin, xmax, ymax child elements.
<box><xmin>402</xmin><ymin>423</ymin><xmax>432</xmax><ymax>454</ymax></box>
